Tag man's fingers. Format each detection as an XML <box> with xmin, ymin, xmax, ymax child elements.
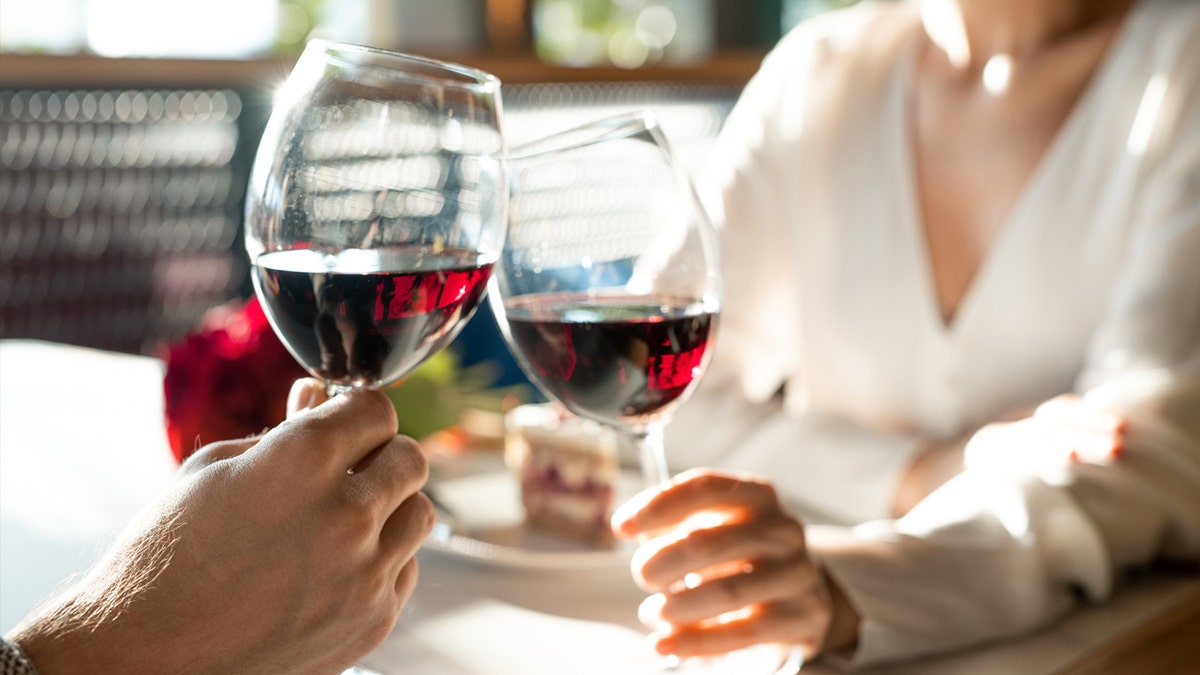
<box><xmin>180</xmin><ymin>437</ymin><xmax>260</xmax><ymax>473</ymax></box>
<box><xmin>379</xmin><ymin>491</ymin><xmax>436</xmax><ymax>564</ymax></box>
<box><xmin>287</xmin><ymin>378</ymin><xmax>329</xmax><ymax>419</ymax></box>
<box><xmin>395</xmin><ymin>557</ymin><xmax>420</xmax><ymax>599</ymax></box>
<box><xmin>259</xmin><ymin>386</ymin><xmax>399</xmax><ymax>474</ymax></box>
<box><xmin>349</xmin><ymin>436</ymin><xmax>430</xmax><ymax>520</ymax></box>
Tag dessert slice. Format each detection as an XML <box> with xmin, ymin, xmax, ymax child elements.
<box><xmin>505</xmin><ymin>404</ymin><xmax>619</xmax><ymax>545</ymax></box>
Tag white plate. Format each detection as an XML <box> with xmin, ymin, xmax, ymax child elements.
<box><xmin>421</xmin><ymin>453</ymin><xmax>643</xmax><ymax>570</ymax></box>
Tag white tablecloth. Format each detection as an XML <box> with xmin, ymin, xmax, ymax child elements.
<box><xmin>2</xmin><ymin>340</ymin><xmax>1196</xmax><ymax>674</ymax></box>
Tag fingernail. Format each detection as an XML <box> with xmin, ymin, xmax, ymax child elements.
<box><xmin>613</xmin><ymin>486</ymin><xmax>658</xmax><ymax>528</ymax></box>
<box><xmin>611</xmin><ymin>511</ymin><xmax>635</xmax><ymax>538</ymax></box>
<box><xmin>653</xmin><ymin>634</ymin><xmax>677</xmax><ymax>656</ymax></box>
<box><xmin>638</xmin><ymin>593</ymin><xmax>668</xmax><ymax>629</ymax></box>
<box><xmin>611</xmin><ymin>500</ymin><xmax>640</xmax><ymax>533</ymax></box>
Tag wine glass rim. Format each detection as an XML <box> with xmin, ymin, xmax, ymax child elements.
<box><xmin>307</xmin><ymin>39</ymin><xmax>502</xmax><ymax>92</ymax></box>
<box><xmin>507</xmin><ymin>110</ymin><xmax>663</xmax><ymax>160</ymax></box>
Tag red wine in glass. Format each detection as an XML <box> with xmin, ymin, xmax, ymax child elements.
<box><xmin>504</xmin><ymin>291</ymin><xmax>716</xmax><ymax>428</ymax></box>
<box><xmin>254</xmin><ymin>246</ymin><xmax>493</xmax><ymax>389</ymax></box>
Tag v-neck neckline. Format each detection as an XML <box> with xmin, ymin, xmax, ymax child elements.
<box><xmin>892</xmin><ymin>5</ymin><xmax>1141</xmax><ymax>340</ymax></box>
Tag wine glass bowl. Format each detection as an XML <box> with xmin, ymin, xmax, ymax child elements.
<box><xmin>491</xmin><ymin>111</ymin><xmax>719</xmax><ymax>486</ymax></box>
<box><xmin>245</xmin><ymin>41</ymin><xmax>507</xmax><ymax>394</ymax></box>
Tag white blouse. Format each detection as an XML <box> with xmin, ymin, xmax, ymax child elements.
<box><xmin>666</xmin><ymin>0</ymin><xmax>1200</xmax><ymax>666</ymax></box>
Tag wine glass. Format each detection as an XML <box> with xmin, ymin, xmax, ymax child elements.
<box><xmin>244</xmin><ymin>40</ymin><xmax>506</xmax><ymax>397</ymax></box>
<box><xmin>493</xmin><ymin>111</ymin><xmax>717</xmax><ymax>486</ymax></box>
<box><xmin>491</xmin><ymin>112</ymin><xmax>800</xmax><ymax>674</ymax></box>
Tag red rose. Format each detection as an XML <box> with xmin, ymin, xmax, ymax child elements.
<box><xmin>162</xmin><ymin>296</ymin><xmax>307</xmax><ymax>463</ymax></box>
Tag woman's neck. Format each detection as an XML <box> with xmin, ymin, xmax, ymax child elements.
<box><xmin>920</xmin><ymin>0</ymin><xmax>1137</xmax><ymax>68</ymax></box>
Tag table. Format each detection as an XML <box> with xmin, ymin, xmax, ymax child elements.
<box><xmin>2</xmin><ymin>340</ymin><xmax>1197</xmax><ymax>674</ymax></box>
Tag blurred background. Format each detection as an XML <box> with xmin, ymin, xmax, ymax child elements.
<box><xmin>0</xmin><ymin>0</ymin><xmax>858</xmax><ymax>380</ymax></box>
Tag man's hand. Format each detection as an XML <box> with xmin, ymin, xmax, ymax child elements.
<box><xmin>10</xmin><ymin>379</ymin><xmax>434</xmax><ymax>675</ymax></box>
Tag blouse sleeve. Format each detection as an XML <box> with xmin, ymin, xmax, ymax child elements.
<box><xmin>666</xmin><ymin>17</ymin><xmax>926</xmax><ymax>526</ymax></box>
<box><xmin>813</xmin><ymin>30</ymin><xmax>1200</xmax><ymax>666</ymax></box>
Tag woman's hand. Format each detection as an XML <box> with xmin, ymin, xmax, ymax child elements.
<box><xmin>10</xmin><ymin>378</ymin><xmax>434</xmax><ymax>675</ymax></box>
<box><xmin>893</xmin><ymin>394</ymin><xmax>1127</xmax><ymax>516</ymax></box>
<box><xmin>612</xmin><ymin>469</ymin><xmax>858</xmax><ymax>661</ymax></box>
<box><xmin>965</xmin><ymin>394</ymin><xmax>1127</xmax><ymax>474</ymax></box>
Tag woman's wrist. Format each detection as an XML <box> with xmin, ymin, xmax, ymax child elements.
<box><xmin>820</xmin><ymin>565</ymin><xmax>861</xmax><ymax>655</ymax></box>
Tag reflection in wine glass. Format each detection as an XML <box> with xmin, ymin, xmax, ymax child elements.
<box><xmin>244</xmin><ymin>40</ymin><xmax>507</xmax><ymax>396</ymax></box>
<box><xmin>492</xmin><ymin>112</ymin><xmax>801</xmax><ymax>674</ymax></box>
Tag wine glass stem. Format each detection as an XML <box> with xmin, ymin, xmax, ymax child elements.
<box><xmin>631</xmin><ymin>424</ymin><xmax>669</xmax><ymax>488</ymax></box>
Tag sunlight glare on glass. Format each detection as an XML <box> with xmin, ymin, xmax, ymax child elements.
<box><xmin>271</xmin><ymin>77</ymin><xmax>309</xmax><ymax>124</ymax></box>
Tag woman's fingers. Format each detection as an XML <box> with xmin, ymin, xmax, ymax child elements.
<box><xmin>1037</xmin><ymin>394</ymin><xmax>1126</xmax><ymax>461</ymax></box>
<box><xmin>643</xmin><ymin>565</ymin><xmax>832</xmax><ymax>660</ymax></box>
<box><xmin>613</xmin><ymin>470</ymin><xmax>781</xmax><ymax>538</ymax></box>
<box><xmin>1048</xmin><ymin>421</ymin><xmax>1122</xmax><ymax>464</ymax></box>
<box><xmin>614</xmin><ymin>469</ymin><xmax>835</xmax><ymax>660</ymax></box>
<box><xmin>653</xmin><ymin>600</ymin><xmax>827</xmax><ymax>660</ymax></box>
<box><xmin>651</xmin><ymin>556</ymin><xmax>819</xmax><ymax>627</ymax></box>
<box><xmin>633</xmin><ymin>516</ymin><xmax>806</xmax><ymax>591</ymax></box>
<box><xmin>1036</xmin><ymin>394</ymin><xmax>1125</xmax><ymax>433</ymax></box>
<box><xmin>966</xmin><ymin>398</ymin><xmax>1127</xmax><ymax>474</ymax></box>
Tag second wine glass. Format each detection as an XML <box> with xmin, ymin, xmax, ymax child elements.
<box><xmin>491</xmin><ymin>111</ymin><xmax>719</xmax><ymax>488</ymax></box>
